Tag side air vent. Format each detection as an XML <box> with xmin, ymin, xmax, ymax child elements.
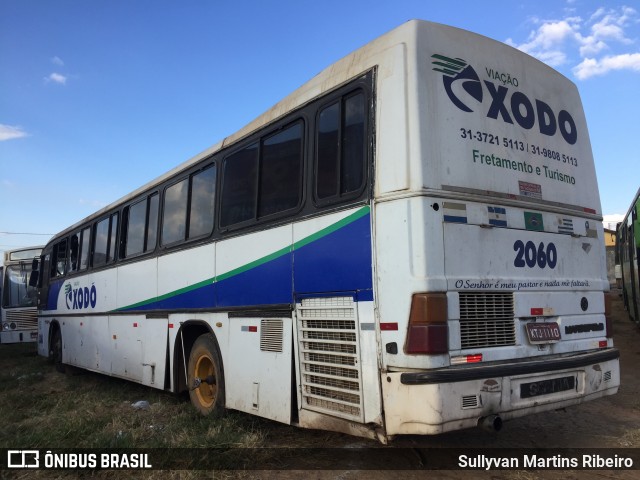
<box><xmin>459</xmin><ymin>292</ymin><xmax>515</xmax><ymax>349</ymax></box>
<box><xmin>260</xmin><ymin>319</ymin><xmax>283</xmax><ymax>353</ymax></box>
<box><xmin>461</xmin><ymin>395</ymin><xmax>480</xmax><ymax>409</ymax></box>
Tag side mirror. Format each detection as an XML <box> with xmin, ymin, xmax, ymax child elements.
<box><xmin>28</xmin><ymin>257</ymin><xmax>40</xmax><ymax>288</ymax></box>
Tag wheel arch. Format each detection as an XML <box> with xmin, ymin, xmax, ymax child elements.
<box><xmin>173</xmin><ymin>320</ymin><xmax>224</xmax><ymax>394</ymax></box>
<box><xmin>47</xmin><ymin>319</ymin><xmax>62</xmax><ymax>360</ymax></box>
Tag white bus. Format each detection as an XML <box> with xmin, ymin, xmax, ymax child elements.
<box><xmin>2</xmin><ymin>246</ymin><xmax>43</xmax><ymax>344</ymax></box>
<box><xmin>34</xmin><ymin>20</ymin><xmax>619</xmax><ymax>441</ymax></box>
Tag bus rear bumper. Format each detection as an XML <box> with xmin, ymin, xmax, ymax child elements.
<box><xmin>382</xmin><ymin>348</ymin><xmax>620</xmax><ymax>436</ymax></box>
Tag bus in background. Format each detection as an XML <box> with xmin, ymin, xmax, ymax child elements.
<box><xmin>2</xmin><ymin>246</ymin><xmax>43</xmax><ymax>344</ymax></box>
<box><xmin>34</xmin><ymin>20</ymin><xmax>618</xmax><ymax>441</ymax></box>
<box><xmin>618</xmin><ymin>188</ymin><xmax>640</xmax><ymax>323</ymax></box>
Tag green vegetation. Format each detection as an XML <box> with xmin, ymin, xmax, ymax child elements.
<box><xmin>0</xmin><ymin>344</ymin><xmax>270</xmax><ymax>451</ymax></box>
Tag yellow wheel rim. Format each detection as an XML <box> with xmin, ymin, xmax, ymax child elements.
<box><xmin>194</xmin><ymin>354</ymin><xmax>217</xmax><ymax>408</ymax></box>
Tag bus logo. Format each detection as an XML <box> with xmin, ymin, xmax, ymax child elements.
<box><xmin>432</xmin><ymin>53</ymin><xmax>578</xmax><ymax>145</ymax></box>
<box><xmin>64</xmin><ymin>283</ymin><xmax>97</xmax><ymax>310</ymax></box>
<box><xmin>431</xmin><ymin>54</ymin><xmax>483</xmax><ymax>113</ymax></box>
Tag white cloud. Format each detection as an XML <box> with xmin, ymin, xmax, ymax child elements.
<box><xmin>0</xmin><ymin>124</ymin><xmax>28</xmax><ymax>141</ymax></box>
<box><xmin>515</xmin><ymin>20</ymin><xmax>580</xmax><ymax>66</ymax></box>
<box><xmin>45</xmin><ymin>72</ymin><xmax>67</xmax><ymax>85</ymax></box>
<box><xmin>51</xmin><ymin>56</ymin><xmax>64</xmax><ymax>66</ymax></box>
<box><xmin>509</xmin><ymin>6</ymin><xmax>640</xmax><ymax>79</ymax></box>
<box><xmin>579</xmin><ymin>38</ymin><xmax>608</xmax><ymax>57</ymax></box>
<box><xmin>573</xmin><ymin>53</ymin><xmax>640</xmax><ymax>79</ymax></box>
<box><xmin>578</xmin><ymin>6</ymin><xmax>635</xmax><ymax>57</ymax></box>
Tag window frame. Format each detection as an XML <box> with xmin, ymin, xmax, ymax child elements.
<box><xmin>92</xmin><ymin>211</ymin><xmax>120</xmax><ymax>269</ymax></box>
<box><xmin>313</xmin><ymin>87</ymin><xmax>370</xmax><ymax>208</ymax></box>
<box><xmin>50</xmin><ymin>238</ymin><xmax>68</xmax><ymax>279</ymax></box>
<box><xmin>121</xmin><ymin>191</ymin><xmax>160</xmax><ymax>260</ymax></box>
<box><xmin>160</xmin><ymin>162</ymin><xmax>217</xmax><ymax>249</ymax></box>
<box><xmin>218</xmin><ymin>118</ymin><xmax>306</xmax><ymax>232</ymax></box>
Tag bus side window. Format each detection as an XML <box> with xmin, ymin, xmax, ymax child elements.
<box><xmin>219</xmin><ymin>120</ymin><xmax>302</xmax><ymax>230</ymax></box>
<box><xmin>51</xmin><ymin>238</ymin><xmax>68</xmax><ymax>278</ymax></box>
<box><xmin>162</xmin><ymin>179</ymin><xmax>189</xmax><ymax>245</ymax></box>
<box><xmin>79</xmin><ymin>226</ymin><xmax>91</xmax><ymax>270</ymax></box>
<box><xmin>93</xmin><ymin>217</ymin><xmax>110</xmax><ymax>266</ymax></box>
<box><xmin>188</xmin><ymin>165</ymin><xmax>216</xmax><ymax>238</ymax></box>
<box><xmin>108</xmin><ymin>212</ymin><xmax>119</xmax><ymax>263</ymax></box>
<box><xmin>258</xmin><ymin>122</ymin><xmax>303</xmax><ymax>218</ymax></box>
<box><xmin>68</xmin><ymin>232</ymin><xmax>80</xmax><ymax>273</ymax></box>
<box><xmin>162</xmin><ymin>165</ymin><xmax>216</xmax><ymax>245</ymax></box>
<box><xmin>220</xmin><ymin>144</ymin><xmax>259</xmax><ymax>228</ymax></box>
<box><xmin>126</xmin><ymin>200</ymin><xmax>146</xmax><ymax>257</ymax></box>
<box><xmin>124</xmin><ymin>194</ymin><xmax>158</xmax><ymax>257</ymax></box>
<box><xmin>315</xmin><ymin>91</ymin><xmax>366</xmax><ymax>204</ymax></box>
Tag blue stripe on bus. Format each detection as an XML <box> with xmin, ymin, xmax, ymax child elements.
<box><xmin>293</xmin><ymin>213</ymin><xmax>372</xmax><ymax>297</ymax></box>
<box><xmin>117</xmin><ymin>211</ymin><xmax>373</xmax><ymax>311</ymax></box>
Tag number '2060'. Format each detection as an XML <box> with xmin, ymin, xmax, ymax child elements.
<box><xmin>514</xmin><ymin>240</ymin><xmax>557</xmax><ymax>269</ymax></box>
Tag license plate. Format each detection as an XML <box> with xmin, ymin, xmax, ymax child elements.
<box><xmin>526</xmin><ymin>322</ymin><xmax>561</xmax><ymax>344</ymax></box>
<box><xmin>521</xmin><ymin>375</ymin><xmax>575</xmax><ymax>398</ymax></box>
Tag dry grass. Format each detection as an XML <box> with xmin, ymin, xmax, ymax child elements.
<box><xmin>0</xmin><ymin>343</ymin><xmax>287</xmax><ymax>478</ymax></box>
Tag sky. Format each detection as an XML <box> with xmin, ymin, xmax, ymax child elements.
<box><xmin>1</xmin><ymin>0</ymin><xmax>639</xmax><ymax>257</ymax></box>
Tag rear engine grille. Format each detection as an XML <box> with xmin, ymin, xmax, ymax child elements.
<box><xmin>297</xmin><ymin>296</ymin><xmax>363</xmax><ymax>421</ymax></box>
<box><xmin>459</xmin><ymin>292</ymin><xmax>515</xmax><ymax>349</ymax></box>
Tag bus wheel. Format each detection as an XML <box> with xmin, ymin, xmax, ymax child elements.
<box><xmin>50</xmin><ymin>328</ymin><xmax>65</xmax><ymax>373</ymax></box>
<box><xmin>188</xmin><ymin>333</ymin><xmax>225</xmax><ymax>416</ymax></box>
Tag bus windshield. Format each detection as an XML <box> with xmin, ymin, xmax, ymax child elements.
<box><xmin>3</xmin><ymin>264</ymin><xmax>37</xmax><ymax>308</ymax></box>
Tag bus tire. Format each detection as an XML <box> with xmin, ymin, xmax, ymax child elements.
<box><xmin>188</xmin><ymin>333</ymin><xmax>225</xmax><ymax>416</ymax></box>
<box><xmin>50</xmin><ymin>328</ymin><xmax>65</xmax><ymax>373</ymax></box>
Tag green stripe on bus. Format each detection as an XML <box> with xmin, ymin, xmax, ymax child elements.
<box><xmin>293</xmin><ymin>205</ymin><xmax>370</xmax><ymax>250</ymax></box>
<box><xmin>115</xmin><ymin>205</ymin><xmax>370</xmax><ymax>312</ymax></box>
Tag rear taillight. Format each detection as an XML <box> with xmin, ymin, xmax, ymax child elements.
<box><xmin>405</xmin><ymin>293</ymin><xmax>448</xmax><ymax>354</ymax></box>
<box><xmin>604</xmin><ymin>294</ymin><xmax>613</xmax><ymax>338</ymax></box>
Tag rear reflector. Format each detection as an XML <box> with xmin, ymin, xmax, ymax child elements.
<box><xmin>380</xmin><ymin>322</ymin><xmax>398</xmax><ymax>331</ymax></box>
<box><xmin>405</xmin><ymin>293</ymin><xmax>448</xmax><ymax>354</ymax></box>
<box><xmin>604</xmin><ymin>294</ymin><xmax>613</xmax><ymax>338</ymax></box>
<box><xmin>531</xmin><ymin>307</ymin><xmax>554</xmax><ymax>316</ymax></box>
<box><xmin>451</xmin><ymin>353</ymin><xmax>483</xmax><ymax>364</ymax></box>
